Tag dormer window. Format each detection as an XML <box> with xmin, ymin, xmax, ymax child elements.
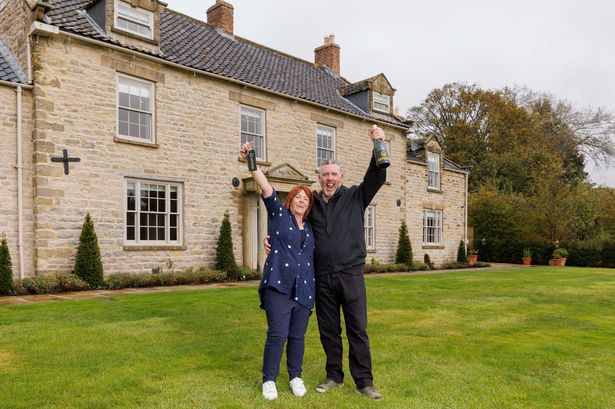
<box><xmin>373</xmin><ymin>92</ymin><xmax>390</xmax><ymax>113</ymax></box>
<box><xmin>115</xmin><ymin>0</ymin><xmax>154</xmax><ymax>39</ymax></box>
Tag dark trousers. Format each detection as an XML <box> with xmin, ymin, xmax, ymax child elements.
<box><xmin>316</xmin><ymin>265</ymin><xmax>373</xmax><ymax>389</ymax></box>
<box><xmin>262</xmin><ymin>287</ymin><xmax>311</xmax><ymax>382</ymax></box>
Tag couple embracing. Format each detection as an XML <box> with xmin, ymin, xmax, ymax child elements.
<box><xmin>239</xmin><ymin>125</ymin><xmax>387</xmax><ymax>401</ymax></box>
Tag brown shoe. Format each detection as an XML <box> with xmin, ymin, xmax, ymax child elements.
<box><xmin>356</xmin><ymin>385</ymin><xmax>383</xmax><ymax>400</ymax></box>
<box><xmin>316</xmin><ymin>379</ymin><xmax>343</xmax><ymax>393</ymax></box>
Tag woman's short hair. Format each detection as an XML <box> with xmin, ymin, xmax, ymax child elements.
<box><xmin>285</xmin><ymin>185</ymin><xmax>314</xmax><ymax>219</ymax></box>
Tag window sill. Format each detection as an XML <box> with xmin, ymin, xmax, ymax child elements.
<box><xmin>427</xmin><ymin>187</ymin><xmax>443</xmax><ymax>194</ymax></box>
<box><xmin>422</xmin><ymin>245</ymin><xmax>445</xmax><ymax>249</ymax></box>
<box><xmin>124</xmin><ymin>245</ymin><xmax>186</xmax><ymax>251</ymax></box>
<box><xmin>114</xmin><ymin>136</ymin><xmax>159</xmax><ymax>148</ymax></box>
<box><xmin>366</xmin><ymin>248</ymin><xmax>377</xmax><ymax>253</ymax></box>
<box><xmin>111</xmin><ymin>27</ymin><xmax>159</xmax><ymax>45</ymax></box>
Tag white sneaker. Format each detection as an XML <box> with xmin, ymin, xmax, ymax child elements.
<box><xmin>262</xmin><ymin>381</ymin><xmax>278</xmax><ymax>400</ymax></box>
<box><xmin>289</xmin><ymin>377</ymin><xmax>307</xmax><ymax>398</ymax></box>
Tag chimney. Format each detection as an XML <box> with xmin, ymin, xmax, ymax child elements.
<box><xmin>207</xmin><ymin>0</ymin><xmax>234</xmax><ymax>35</ymax></box>
<box><xmin>314</xmin><ymin>35</ymin><xmax>340</xmax><ymax>75</ymax></box>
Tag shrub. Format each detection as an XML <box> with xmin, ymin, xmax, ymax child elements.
<box><xmin>74</xmin><ymin>213</ymin><xmax>104</xmax><ymax>287</ymax></box>
<box><xmin>456</xmin><ymin>240</ymin><xmax>467</xmax><ymax>263</ymax></box>
<box><xmin>364</xmin><ymin>263</ymin><xmax>411</xmax><ymax>274</ymax></box>
<box><xmin>411</xmin><ymin>262</ymin><xmax>430</xmax><ymax>271</ymax></box>
<box><xmin>18</xmin><ymin>273</ymin><xmax>91</xmax><ymax>295</ymax></box>
<box><xmin>0</xmin><ymin>238</ymin><xmax>14</xmax><ymax>295</ymax></box>
<box><xmin>552</xmin><ymin>248</ymin><xmax>569</xmax><ymax>259</ymax></box>
<box><xmin>395</xmin><ymin>221</ymin><xmax>413</xmax><ymax>266</ymax></box>
<box><xmin>214</xmin><ymin>210</ymin><xmax>240</xmax><ymax>280</ymax></box>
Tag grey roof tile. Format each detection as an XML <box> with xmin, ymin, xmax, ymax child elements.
<box><xmin>0</xmin><ymin>39</ymin><xmax>27</xmax><ymax>84</ymax></box>
<box><xmin>45</xmin><ymin>0</ymin><xmax>408</xmax><ymax>127</ymax></box>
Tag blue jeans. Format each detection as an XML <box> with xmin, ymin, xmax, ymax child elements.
<box><xmin>262</xmin><ymin>287</ymin><xmax>311</xmax><ymax>382</ymax></box>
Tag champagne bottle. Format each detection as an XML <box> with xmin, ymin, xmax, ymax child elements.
<box><xmin>247</xmin><ymin>149</ymin><xmax>258</xmax><ymax>171</ymax></box>
<box><xmin>371</xmin><ymin>125</ymin><xmax>390</xmax><ymax>169</ymax></box>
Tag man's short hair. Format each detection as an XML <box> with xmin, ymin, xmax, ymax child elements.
<box><xmin>318</xmin><ymin>159</ymin><xmax>343</xmax><ymax>175</ymax></box>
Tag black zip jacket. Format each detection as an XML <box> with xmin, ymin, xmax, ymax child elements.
<box><xmin>309</xmin><ymin>156</ymin><xmax>386</xmax><ymax>275</ymax></box>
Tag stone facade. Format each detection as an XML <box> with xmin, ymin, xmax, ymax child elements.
<box><xmin>0</xmin><ymin>84</ymin><xmax>35</xmax><ymax>275</ymax></box>
<box><xmin>0</xmin><ymin>0</ymin><xmax>467</xmax><ymax>278</ymax></box>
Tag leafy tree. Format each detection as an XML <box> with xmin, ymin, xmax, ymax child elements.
<box><xmin>215</xmin><ymin>210</ymin><xmax>239</xmax><ymax>280</ymax></box>
<box><xmin>0</xmin><ymin>237</ymin><xmax>14</xmax><ymax>295</ymax></box>
<box><xmin>74</xmin><ymin>213</ymin><xmax>104</xmax><ymax>287</ymax></box>
<box><xmin>395</xmin><ymin>220</ymin><xmax>413</xmax><ymax>266</ymax></box>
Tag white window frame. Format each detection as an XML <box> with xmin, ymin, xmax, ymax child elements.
<box><xmin>0</xmin><ymin>0</ymin><xmax>6</xmax><ymax>12</ymax></box>
<box><xmin>427</xmin><ymin>151</ymin><xmax>441</xmax><ymax>189</ymax></box>
<box><xmin>114</xmin><ymin>0</ymin><xmax>154</xmax><ymax>39</ymax></box>
<box><xmin>125</xmin><ymin>179</ymin><xmax>182</xmax><ymax>246</ymax></box>
<box><xmin>240</xmin><ymin>105</ymin><xmax>266</xmax><ymax>161</ymax></box>
<box><xmin>116</xmin><ymin>73</ymin><xmax>155</xmax><ymax>143</ymax></box>
<box><xmin>422</xmin><ymin>209</ymin><xmax>442</xmax><ymax>245</ymax></box>
<box><xmin>316</xmin><ymin>124</ymin><xmax>336</xmax><ymax>168</ymax></box>
<box><xmin>364</xmin><ymin>205</ymin><xmax>376</xmax><ymax>250</ymax></box>
<box><xmin>373</xmin><ymin>92</ymin><xmax>390</xmax><ymax>113</ymax></box>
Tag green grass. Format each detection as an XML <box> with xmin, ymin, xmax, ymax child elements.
<box><xmin>1</xmin><ymin>267</ymin><xmax>614</xmax><ymax>409</ymax></box>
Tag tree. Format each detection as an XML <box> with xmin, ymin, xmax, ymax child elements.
<box><xmin>215</xmin><ymin>210</ymin><xmax>239</xmax><ymax>280</ymax></box>
<box><xmin>395</xmin><ymin>220</ymin><xmax>413</xmax><ymax>266</ymax></box>
<box><xmin>74</xmin><ymin>213</ymin><xmax>104</xmax><ymax>287</ymax></box>
<box><xmin>456</xmin><ymin>240</ymin><xmax>467</xmax><ymax>263</ymax></box>
<box><xmin>0</xmin><ymin>237</ymin><xmax>14</xmax><ymax>295</ymax></box>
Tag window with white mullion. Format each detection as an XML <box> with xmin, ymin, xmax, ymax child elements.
<box><xmin>316</xmin><ymin>124</ymin><xmax>336</xmax><ymax>167</ymax></box>
<box><xmin>373</xmin><ymin>92</ymin><xmax>390</xmax><ymax>113</ymax></box>
<box><xmin>422</xmin><ymin>209</ymin><xmax>442</xmax><ymax>245</ymax></box>
<box><xmin>364</xmin><ymin>206</ymin><xmax>375</xmax><ymax>250</ymax></box>
<box><xmin>116</xmin><ymin>0</ymin><xmax>154</xmax><ymax>39</ymax></box>
<box><xmin>240</xmin><ymin>106</ymin><xmax>266</xmax><ymax>160</ymax></box>
<box><xmin>427</xmin><ymin>151</ymin><xmax>441</xmax><ymax>189</ymax></box>
<box><xmin>117</xmin><ymin>74</ymin><xmax>154</xmax><ymax>142</ymax></box>
<box><xmin>125</xmin><ymin>180</ymin><xmax>181</xmax><ymax>245</ymax></box>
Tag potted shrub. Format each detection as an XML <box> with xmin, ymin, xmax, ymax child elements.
<box><xmin>521</xmin><ymin>248</ymin><xmax>532</xmax><ymax>266</ymax></box>
<box><xmin>549</xmin><ymin>248</ymin><xmax>568</xmax><ymax>266</ymax></box>
<box><xmin>468</xmin><ymin>249</ymin><xmax>478</xmax><ymax>265</ymax></box>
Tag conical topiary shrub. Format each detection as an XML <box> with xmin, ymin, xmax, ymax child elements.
<box><xmin>74</xmin><ymin>213</ymin><xmax>104</xmax><ymax>287</ymax></box>
<box><xmin>457</xmin><ymin>240</ymin><xmax>467</xmax><ymax>263</ymax></box>
<box><xmin>215</xmin><ymin>210</ymin><xmax>240</xmax><ymax>280</ymax></box>
<box><xmin>0</xmin><ymin>237</ymin><xmax>14</xmax><ymax>295</ymax></box>
<box><xmin>395</xmin><ymin>220</ymin><xmax>413</xmax><ymax>267</ymax></box>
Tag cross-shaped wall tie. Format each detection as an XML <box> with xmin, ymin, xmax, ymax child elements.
<box><xmin>50</xmin><ymin>149</ymin><xmax>81</xmax><ymax>175</ymax></box>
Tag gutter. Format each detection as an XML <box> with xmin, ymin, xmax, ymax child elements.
<box><xmin>29</xmin><ymin>22</ymin><xmax>408</xmax><ymax>131</ymax></box>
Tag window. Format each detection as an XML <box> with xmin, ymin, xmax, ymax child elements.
<box><xmin>0</xmin><ymin>0</ymin><xmax>5</xmax><ymax>11</ymax></box>
<box><xmin>241</xmin><ymin>106</ymin><xmax>266</xmax><ymax>160</ymax></box>
<box><xmin>317</xmin><ymin>124</ymin><xmax>336</xmax><ymax>167</ymax></box>
<box><xmin>373</xmin><ymin>92</ymin><xmax>390</xmax><ymax>113</ymax></box>
<box><xmin>423</xmin><ymin>209</ymin><xmax>442</xmax><ymax>245</ymax></box>
<box><xmin>364</xmin><ymin>206</ymin><xmax>375</xmax><ymax>250</ymax></box>
<box><xmin>126</xmin><ymin>180</ymin><xmax>182</xmax><ymax>245</ymax></box>
<box><xmin>117</xmin><ymin>74</ymin><xmax>154</xmax><ymax>142</ymax></box>
<box><xmin>384</xmin><ymin>140</ymin><xmax>391</xmax><ymax>183</ymax></box>
<box><xmin>115</xmin><ymin>0</ymin><xmax>154</xmax><ymax>39</ymax></box>
<box><xmin>427</xmin><ymin>151</ymin><xmax>440</xmax><ymax>189</ymax></box>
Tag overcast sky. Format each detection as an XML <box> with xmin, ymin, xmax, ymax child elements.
<box><xmin>172</xmin><ymin>0</ymin><xmax>615</xmax><ymax>187</ymax></box>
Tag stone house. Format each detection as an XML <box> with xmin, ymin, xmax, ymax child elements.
<box><xmin>0</xmin><ymin>0</ymin><xmax>468</xmax><ymax>278</ymax></box>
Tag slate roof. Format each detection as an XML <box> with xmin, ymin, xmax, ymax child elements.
<box><xmin>44</xmin><ymin>0</ymin><xmax>408</xmax><ymax>128</ymax></box>
<box><xmin>0</xmin><ymin>39</ymin><xmax>27</xmax><ymax>84</ymax></box>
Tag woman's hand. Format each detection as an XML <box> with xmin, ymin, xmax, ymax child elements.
<box><xmin>239</xmin><ymin>141</ymin><xmax>254</xmax><ymax>160</ymax></box>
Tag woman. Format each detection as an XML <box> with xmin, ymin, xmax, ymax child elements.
<box><xmin>239</xmin><ymin>142</ymin><xmax>316</xmax><ymax>401</ymax></box>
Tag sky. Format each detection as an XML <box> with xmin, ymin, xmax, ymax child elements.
<box><xmin>171</xmin><ymin>0</ymin><xmax>615</xmax><ymax>187</ymax></box>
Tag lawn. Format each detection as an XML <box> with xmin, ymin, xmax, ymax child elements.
<box><xmin>1</xmin><ymin>267</ymin><xmax>614</xmax><ymax>409</ymax></box>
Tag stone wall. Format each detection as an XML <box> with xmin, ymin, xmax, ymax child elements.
<box><xmin>0</xmin><ymin>84</ymin><xmax>35</xmax><ymax>277</ymax></box>
<box><xmin>26</xmin><ymin>34</ymin><xmax>465</xmax><ymax>275</ymax></box>
<box><xmin>0</xmin><ymin>0</ymin><xmax>32</xmax><ymax>73</ymax></box>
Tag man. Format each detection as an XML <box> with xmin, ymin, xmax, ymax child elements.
<box><xmin>266</xmin><ymin>125</ymin><xmax>387</xmax><ymax>400</ymax></box>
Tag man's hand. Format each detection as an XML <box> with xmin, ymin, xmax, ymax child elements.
<box><xmin>264</xmin><ymin>235</ymin><xmax>271</xmax><ymax>255</ymax></box>
<box><xmin>369</xmin><ymin>124</ymin><xmax>385</xmax><ymax>141</ymax></box>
